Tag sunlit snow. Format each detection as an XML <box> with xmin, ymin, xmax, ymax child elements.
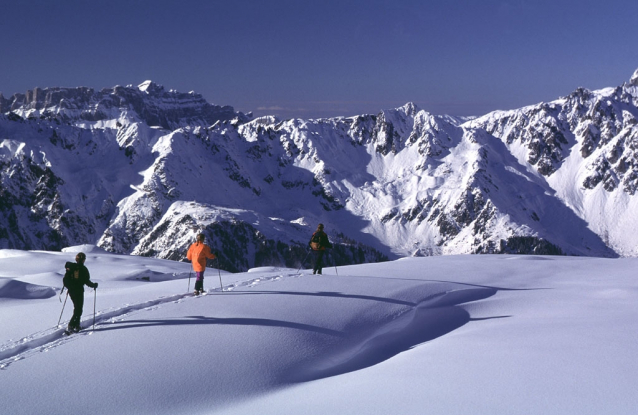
<box><xmin>1</xmin><ymin>246</ymin><xmax>637</xmax><ymax>414</ymax></box>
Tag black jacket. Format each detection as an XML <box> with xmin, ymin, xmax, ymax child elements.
<box><xmin>63</xmin><ymin>262</ymin><xmax>97</xmax><ymax>294</ymax></box>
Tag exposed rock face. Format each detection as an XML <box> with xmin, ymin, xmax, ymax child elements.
<box><xmin>3</xmin><ymin>81</ymin><xmax>250</xmax><ymax>130</ymax></box>
<box><xmin>466</xmin><ymin>83</ymin><xmax>638</xmax><ymax>198</ymax></box>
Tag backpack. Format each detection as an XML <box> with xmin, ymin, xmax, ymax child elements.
<box><xmin>63</xmin><ymin>262</ymin><xmax>85</xmax><ymax>290</ymax></box>
<box><xmin>310</xmin><ymin>232</ymin><xmax>322</xmax><ymax>250</ymax></box>
<box><xmin>64</xmin><ymin>262</ymin><xmax>80</xmax><ymax>279</ymax></box>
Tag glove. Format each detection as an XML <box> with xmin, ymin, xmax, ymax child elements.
<box><xmin>93</xmin><ymin>282</ymin><xmax>99</xmax><ymax>289</ymax></box>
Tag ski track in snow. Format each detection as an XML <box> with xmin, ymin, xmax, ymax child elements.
<box><xmin>0</xmin><ymin>269</ymin><xmax>499</xmax><ymax>381</ymax></box>
<box><xmin>0</xmin><ymin>272</ymin><xmax>290</xmax><ymax>370</ymax></box>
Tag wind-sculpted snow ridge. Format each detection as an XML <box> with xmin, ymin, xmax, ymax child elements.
<box><xmin>285</xmin><ymin>286</ymin><xmax>499</xmax><ymax>382</ymax></box>
<box><xmin>0</xmin><ymin>279</ymin><xmax>56</xmax><ymax>299</ymax></box>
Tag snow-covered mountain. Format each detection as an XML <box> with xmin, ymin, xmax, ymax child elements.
<box><xmin>465</xmin><ymin>71</ymin><xmax>638</xmax><ymax>257</ymax></box>
<box><xmin>2</xmin><ymin>72</ymin><xmax>638</xmax><ymax>268</ymax></box>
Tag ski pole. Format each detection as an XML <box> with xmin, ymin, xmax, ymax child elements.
<box><xmin>297</xmin><ymin>249</ymin><xmax>312</xmax><ymax>274</ymax></box>
<box><xmin>188</xmin><ymin>259</ymin><xmax>196</xmax><ymax>293</ymax></box>
<box><xmin>217</xmin><ymin>258</ymin><xmax>223</xmax><ymax>291</ymax></box>
<box><xmin>93</xmin><ymin>288</ymin><xmax>97</xmax><ymax>331</ymax></box>
<box><xmin>58</xmin><ymin>291</ymin><xmax>69</xmax><ymax>327</ymax></box>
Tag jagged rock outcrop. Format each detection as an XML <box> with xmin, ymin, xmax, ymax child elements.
<box><xmin>464</xmin><ymin>70</ymin><xmax>638</xmax><ymax>256</ymax></box>
<box><xmin>3</xmin><ymin>81</ymin><xmax>251</xmax><ymax>130</ymax></box>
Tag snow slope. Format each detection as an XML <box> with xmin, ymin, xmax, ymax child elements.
<box><xmin>1</xmin><ymin>246</ymin><xmax>637</xmax><ymax>414</ymax></box>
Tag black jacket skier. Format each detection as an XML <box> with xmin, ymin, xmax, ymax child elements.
<box><xmin>63</xmin><ymin>252</ymin><xmax>98</xmax><ymax>332</ymax></box>
<box><xmin>308</xmin><ymin>223</ymin><xmax>332</xmax><ymax>274</ymax></box>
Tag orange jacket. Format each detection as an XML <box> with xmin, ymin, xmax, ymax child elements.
<box><xmin>187</xmin><ymin>242</ymin><xmax>216</xmax><ymax>272</ymax></box>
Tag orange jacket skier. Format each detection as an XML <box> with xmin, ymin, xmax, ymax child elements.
<box><xmin>187</xmin><ymin>234</ymin><xmax>216</xmax><ymax>295</ymax></box>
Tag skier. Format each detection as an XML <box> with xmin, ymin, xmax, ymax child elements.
<box><xmin>308</xmin><ymin>223</ymin><xmax>332</xmax><ymax>274</ymax></box>
<box><xmin>187</xmin><ymin>233</ymin><xmax>217</xmax><ymax>295</ymax></box>
<box><xmin>62</xmin><ymin>252</ymin><xmax>98</xmax><ymax>333</ymax></box>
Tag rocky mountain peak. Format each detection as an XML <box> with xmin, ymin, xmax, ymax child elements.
<box><xmin>138</xmin><ymin>80</ymin><xmax>165</xmax><ymax>94</ymax></box>
<box><xmin>400</xmin><ymin>102</ymin><xmax>419</xmax><ymax>117</ymax></box>
<box><xmin>630</xmin><ymin>68</ymin><xmax>638</xmax><ymax>86</ymax></box>
<box><xmin>2</xmin><ymin>82</ymin><xmax>251</xmax><ymax>130</ymax></box>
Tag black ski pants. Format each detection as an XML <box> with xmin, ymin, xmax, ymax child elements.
<box><xmin>69</xmin><ymin>291</ymin><xmax>84</xmax><ymax>329</ymax></box>
<box><xmin>312</xmin><ymin>250</ymin><xmax>325</xmax><ymax>274</ymax></box>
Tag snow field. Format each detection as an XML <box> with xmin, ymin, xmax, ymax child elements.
<box><xmin>1</xmin><ymin>249</ymin><xmax>637</xmax><ymax>414</ymax></box>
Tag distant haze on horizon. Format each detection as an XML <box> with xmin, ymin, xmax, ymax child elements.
<box><xmin>1</xmin><ymin>0</ymin><xmax>637</xmax><ymax>120</ymax></box>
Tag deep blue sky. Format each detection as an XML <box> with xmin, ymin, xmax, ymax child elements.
<box><xmin>1</xmin><ymin>0</ymin><xmax>637</xmax><ymax>119</ymax></box>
